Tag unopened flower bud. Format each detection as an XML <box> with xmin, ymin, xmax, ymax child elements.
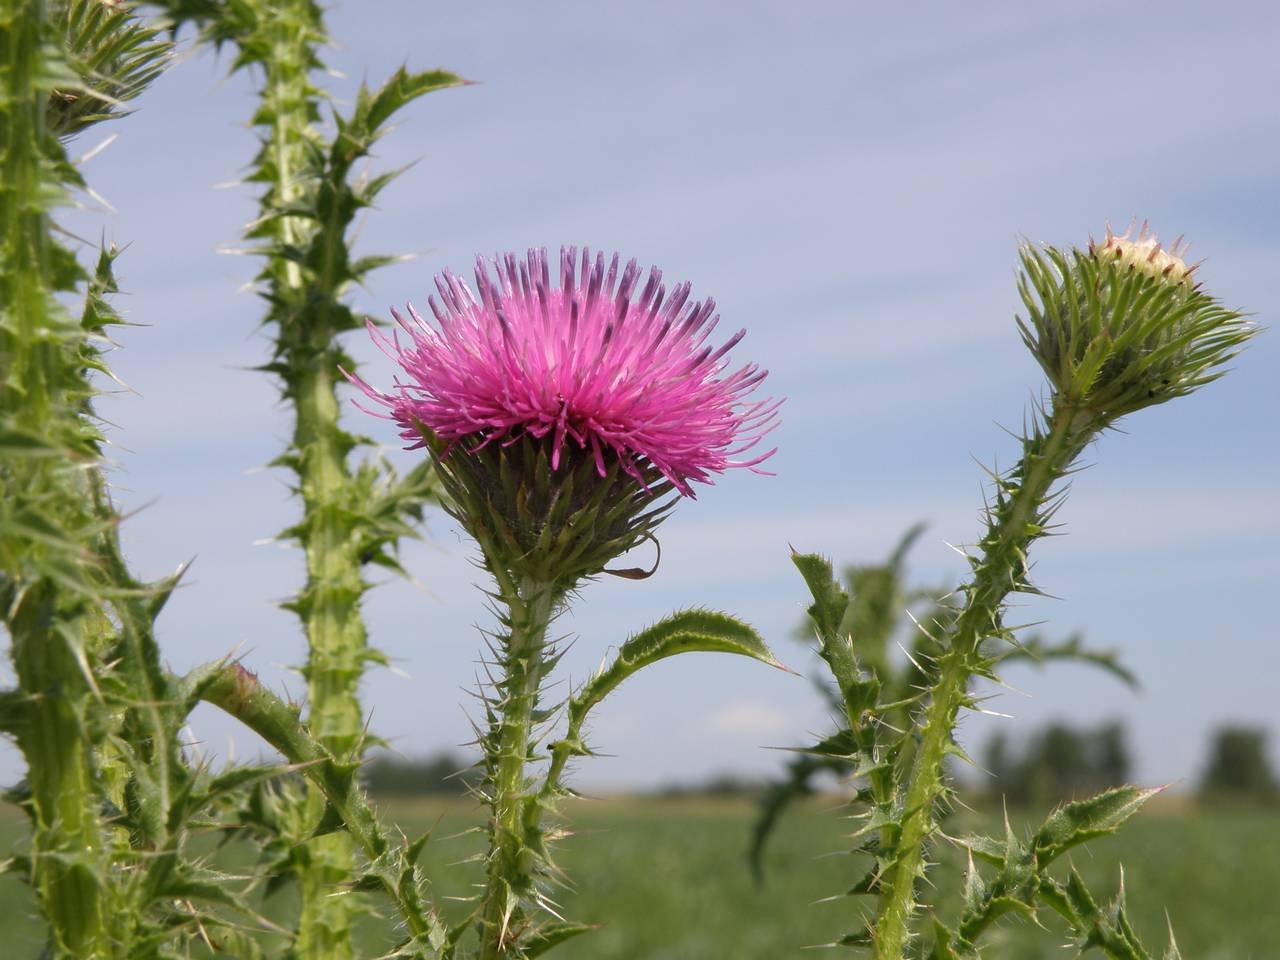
<box><xmin>1090</xmin><ymin>222</ymin><xmax>1195</xmax><ymax>285</ymax></box>
<box><xmin>1017</xmin><ymin>225</ymin><xmax>1252</xmax><ymax>419</ymax></box>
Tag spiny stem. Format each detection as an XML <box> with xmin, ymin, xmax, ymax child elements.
<box><xmin>194</xmin><ymin>661</ymin><xmax>450</xmax><ymax>952</ymax></box>
<box><xmin>872</xmin><ymin>401</ymin><xmax>1094</xmax><ymax>959</ymax></box>
<box><xmin>9</xmin><ymin>585</ymin><xmax>105</xmax><ymax>956</ymax></box>
<box><xmin>537</xmin><ymin>704</ymin><xmax>586</xmax><ymax>812</ymax></box>
<box><xmin>89</xmin><ymin>472</ymin><xmax>176</xmax><ymax>830</ymax></box>
<box><xmin>248</xmin><ymin>3</ymin><xmax>363</xmax><ymax>953</ymax></box>
<box><xmin>296</xmin><ymin>360</ymin><xmax>366</xmax><ymax>960</ymax></box>
<box><xmin>1</xmin><ymin>1</ymin><xmax>105</xmax><ymax>952</ymax></box>
<box><xmin>480</xmin><ymin>579</ymin><xmax>560</xmax><ymax>960</ymax></box>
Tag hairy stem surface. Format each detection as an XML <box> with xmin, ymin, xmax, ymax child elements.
<box><xmin>872</xmin><ymin>402</ymin><xmax>1093</xmax><ymax>959</ymax></box>
<box><xmin>480</xmin><ymin>580</ymin><xmax>560</xmax><ymax>959</ymax></box>
<box><xmin>247</xmin><ymin>4</ymin><xmax>363</xmax><ymax>953</ymax></box>
<box><xmin>9</xmin><ymin>586</ymin><xmax>104</xmax><ymax>955</ymax></box>
<box><xmin>1</xmin><ymin>2</ymin><xmax>104</xmax><ymax>952</ymax></box>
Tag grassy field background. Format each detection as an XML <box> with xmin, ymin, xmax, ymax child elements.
<box><xmin>1</xmin><ymin>795</ymin><xmax>1276</xmax><ymax>958</ymax></box>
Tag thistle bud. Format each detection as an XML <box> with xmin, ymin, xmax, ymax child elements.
<box><xmin>1016</xmin><ymin>224</ymin><xmax>1252</xmax><ymax>419</ymax></box>
<box><xmin>1090</xmin><ymin>222</ymin><xmax>1195</xmax><ymax>285</ymax></box>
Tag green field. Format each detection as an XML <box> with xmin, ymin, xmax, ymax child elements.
<box><xmin>2</xmin><ymin>796</ymin><xmax>1276</xmax><ymax>958</ymax></box>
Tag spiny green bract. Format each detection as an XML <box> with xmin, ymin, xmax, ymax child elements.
<box><xmin>428</xmin><ymin>431</ymin><xmax>677</xmax><ymax>595</ymax></box>
<box><xmin>47</xmin><ymin>0</ymin><xmax>171</xmax><ymax>136</ymax></box>
<box><xmin>1016</xmin><ymin>232</ymin><xmax>1253</xmax><ymax>419</ymax></box>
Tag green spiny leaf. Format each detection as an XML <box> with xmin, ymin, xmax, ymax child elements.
<box><xmin>791</xmin><ymin>551</ymin><xmax>850</xmax><ymax>642</ymax></box>
<box><xmin>522</xmin><ymin>921</ymin><xmax>596</xmax><ymax>958</ymax></box>
<box><xmin>572</xmin><ymin>609</ymin><xmax>782</xmax><ymax>717</ymax></box>
<box><xmin>1033</xmin><ymin>785</ymin><xmax>1161</xmax><ymax>863</ymax></box>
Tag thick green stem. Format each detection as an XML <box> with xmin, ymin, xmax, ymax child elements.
<box><xmin>9</xmin><ymin>585</ymin><xmax>105</xmax><ymax>957</ymax></box>
<box><xmin>296</xmin><ymin>359</ymin><xmax>366</xmax><ymax>959</ymax></box>
<box><xmin>247</xmin><ymin>4</ymin><xmax>365</xmax><ymax>954</ymax></box>
<box><xmin>1</xmin><ymin>2</ymin><xmax>107</xmax><ymax>953</ymax></box>
<box><xmin>872</xmin><ymin>402</ymin><xmax>1094</xmax><ymax>959</ymax></box>
<box><xmin>480</xmin><ymin>580</ymin><xmax>559</xmax><ymax>960</ymax></box>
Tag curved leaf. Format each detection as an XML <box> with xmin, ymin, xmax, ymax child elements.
<box><xmin>574</xmin><ymin>610</ymin><xmax>782</xmax><ymax>717</ymax></box>
<box><xmin>1033</xmin><ymin>785</ymin><xmax>1163</xmax><ymax>861</ymax></box>
<box><xmin>523</xmin><ymin>921</ymin><xmax>595</xmax><ymax>958</ymax></box>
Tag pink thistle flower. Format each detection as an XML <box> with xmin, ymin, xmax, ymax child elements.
<box><xmin>349</xmin><ymin>247</ymin><xmax>780</xmax><ymax>498</ymax></box>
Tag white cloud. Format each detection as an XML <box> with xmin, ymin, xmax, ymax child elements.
<box><xmin>703</xmin><ymin>700</ymin><xmax>798</xmax><ymax>740</ymax></box>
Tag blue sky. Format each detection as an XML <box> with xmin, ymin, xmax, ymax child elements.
<box><xmin>4</xmin><ymin>0</ymin><xmax>1278</xmax><ymax>790</ymax></box>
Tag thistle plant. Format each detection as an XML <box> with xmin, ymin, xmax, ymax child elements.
<box><xmin>145</xmin><ymin>3</ymin><xmax>464</xmax><ymax>954</ymax></box>
<box><xmin>1</xmin><ymin>3</ymin><xmax>1264</xmax><ymax>957</ymax></box>
<box><xmin>2</xmin><ymin>4</ymin><xmax>273</xmax><ymax>955</ymax></box>
<box><xmin>350</xmin><ymin>246</ymin><xmax>784</xmax><ymax>957</ymax></box>
<box><xmin>2</xmin><ymin>3</ymin><xmax>160</xmax><ymax>953</ymax></box>
<box><xmin>785</xmin><ymin>224</ymin><xmax>1253</xmax><ymax>959</ymax></box>
<box><xmin>749</xmin><ymin>525</ymin><xmax>1136</xmax><ymax>886</ymax></box>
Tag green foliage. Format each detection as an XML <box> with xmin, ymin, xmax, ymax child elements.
<box><xmin>552</xmin><ymin>608</ymin><xmax>782</xmax><ymax>817</ymax></box>
<box><xmin>922</xmin><ymin>788</ymin><xmax>1172</xmax><ymax>958</ymax></box>
<box><xmin>0</xmin><ymin>7</ymin><xmax>294</xmax><ymax>953</ymax></box>
<box><xmin>750</xmin><ymin>530</ymin><xmax>1132</xmax><ymax>884</ymax></box>
<box><xmin>2</xmin><ymin>797</ymin><xmax>1276</xmax><ymax>958</ymax></box>
<box><xmin>1198</xmin><ymin>725</ymin><xmax>1277</xmax><ymax>803</ymax></box>
<box><xmin>466</xmin><ymin>572</ymin><xmax>779</xmax><ymax>959</ymax></box>
<box><xmin>192</xmin><ymin>660</ymin><xmax>455</xmax><ymax>958</ymax></box>
<box><xmin>1017</xmin><ymin>239</ymin><xmax>1252</xmax><ymax>418</ymax></box>
<box><xmin>417</xmin><ymin>439</ymin><xmax>786</xmax><ymax>956</ymax></box>
<box><xmin>983</xmin><ymin>719</ymin><xmax>1132</xmax><ymax>806</ymax></box>
<box><xmin>1</xmin><ymin>5</ymin><xmax>1261</xmax><ymax>957</ymax></box>
<box><xmin>573</xmin><ymin>609</ymin><xmax>781</xmax><ymax>718</ymax></box>
<box><xmin>2</xmin><ymin>3</ymin><xmax>144</xmax><ymax>953</ymax></box>
<box><xmin>47</xmin><ymin>0</ymin><xmax>172</xmax><ymax>136</ymax></box>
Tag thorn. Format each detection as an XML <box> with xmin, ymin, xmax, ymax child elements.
<box><xmin>894</xmin><ymin>635</ymin><xmax>927</xmax><ymax>676</ymax></box>
<box><xmin>75</xmin><ymin>132</ymin><xmax>118</xmax><ymax>166</ymax></box>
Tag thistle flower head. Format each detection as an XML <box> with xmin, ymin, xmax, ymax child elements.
<box><xmin>356</xmin><ymin>247</ymin><xmax>778</xmax><ymax>496</ymax></box>
<box><xmin>1016</xmin><ymin>224</ymin><xmax>1253</xmax><ymax>419</ymax></box>
<box><xmin>350</xmin><ymin>247</ymin><xmax>780</xmax><ymax>584</ymax></box>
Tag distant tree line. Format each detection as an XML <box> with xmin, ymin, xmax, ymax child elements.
<box><xmin>1198</xmin><ymin>726</ymin><xmax>1276</xmax><ymax>803</ymax></box>
<box><xmin>983</xmin><ymin>720</ymin><xmax>1130</xmax><ymax>805</ymax></box>
<box><xmin>981</xmin><ymin>721</ymin><xmax>1277</xmax><ymax>807</ymax></box>
<box><xmin>654</xmin><ymin>773</ymin><xmax>767</xmax><ymax>798</ymax></box>
<box><xmin>360</xmin><ymin>727</ymin><xmax>1277</xmax><ymax>806</ymax></box>
<box><xmin>360</xmin><ymin>751</ymin><xmax>479</xmax><ymax>797</ymax></box>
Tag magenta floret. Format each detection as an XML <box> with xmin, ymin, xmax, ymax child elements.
<box><xmin>349</xmin><ymin>247</ymin><xmax>780</xmax><ymax>496</ymax></box>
